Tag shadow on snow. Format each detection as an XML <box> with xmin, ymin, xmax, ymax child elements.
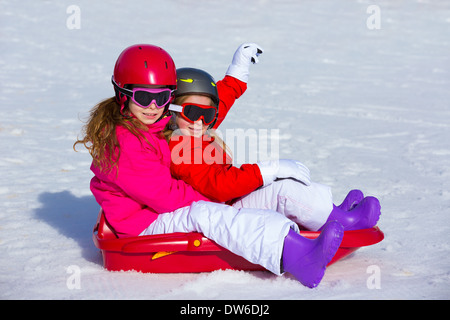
<box><xmin>34</xmin><ymin>190</ymin><xmax>102</xmax><ymax>266</ymax></box>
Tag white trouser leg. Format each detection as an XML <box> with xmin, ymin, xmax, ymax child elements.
<box><xmin>232</xmin><ymin>179</ymin><xmax>333</xmax><ymax>231</ymax></box>
<box><xmin>140</xmin><ymin>200</ymin><xmax>298</xmax><ymax>275</ymax></box>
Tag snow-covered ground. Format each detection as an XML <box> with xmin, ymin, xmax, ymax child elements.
<box><xmin>1</xmin><ymin>0</ymin><xmax>449</xmax><ymax>300</ymax></box>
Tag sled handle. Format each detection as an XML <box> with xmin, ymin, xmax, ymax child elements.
<box><xmin>121</xmin><ymin>232</ymin><xmax>223</xmax><ymax>253</ymax></box>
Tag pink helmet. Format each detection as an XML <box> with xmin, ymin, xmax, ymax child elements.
<box><xmin>112</xmin><ymin>44</ymin><xmax>177</xmax><ymax>89</ymax></box>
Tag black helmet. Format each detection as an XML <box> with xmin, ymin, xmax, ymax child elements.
<box><xmin>175</xmin><ymin>68</ymin><xmax>219</xmax><ymax>107</ymax></box>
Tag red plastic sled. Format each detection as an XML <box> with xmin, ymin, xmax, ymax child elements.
<box><xmin>93</xmin><ymin>210</ymin><xmax>384</xmax><ymax>273</ymax></box>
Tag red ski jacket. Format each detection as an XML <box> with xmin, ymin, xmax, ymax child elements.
<box><xmin>169</xmin><ymin>76</ymin><xmax>264</xmax><ymax>203</ymax></box>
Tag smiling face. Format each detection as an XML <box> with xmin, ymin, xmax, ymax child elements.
<box><xmin>175</xmin><ymin>95</ymin><xmax>213</xmax><ymax>138</ymax></box>
<box><xmin>128</xmin><ymin>99</ymin><xmax>165</xmax><ymax>125</ymax></box>
<box><xmin>126</xmin><ymin>84</ymin><xmax>170</xmax><ymax>125</ymax></box>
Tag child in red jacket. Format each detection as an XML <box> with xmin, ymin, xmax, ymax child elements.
<box><xmin>167</xmin><ymin>44</ymin><xmax>381</xmax><ymax>233</ymax></box>
<box><xmin>158</xmin><ymin>43</ymin><xmax>382</xmax><ymax>288</ymax></box>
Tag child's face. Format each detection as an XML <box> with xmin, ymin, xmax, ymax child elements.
<box><xmin>176</xmin><ymin>95</ymin><xmax>212</xmax><ymax>138</ymax></box>
<box><xmin>128</xmin><ymin>86</ymin><xmax>166</xmax><ymax>125</ymax></box>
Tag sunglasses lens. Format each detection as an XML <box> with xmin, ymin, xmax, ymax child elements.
<box><xmin>134</xmin><ymin>90</ymin><xmax>171</xmax><ymax>108</ymax></box>
<box><xmin>183</xmin><ymin>104</ymin><xmax>216</xmax><ymax>124</ymax></box>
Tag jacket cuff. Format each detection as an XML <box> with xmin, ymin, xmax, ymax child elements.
<box><xmin>256</xmin><ymin>161</ymin><xmax>278</xmax><ymax>186</ymax></box>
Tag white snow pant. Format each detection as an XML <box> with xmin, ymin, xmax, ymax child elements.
<box><xmin>140</xmin><ymin>200</ymin><xmax>299</xmax><ymax>275</ymax></box>
<box><xmin>233</xmin><ymin>179</ymin><xmax>333</xmax><ymax>231</ymax></box>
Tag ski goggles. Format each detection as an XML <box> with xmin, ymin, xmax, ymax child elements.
<box><xmin>169</xmin><ymin>103</ymin><xmax>218</xmax><ymax>125</ymax></box>
<box><xmin>112</xmin><ymin>78</ymin><xmax>173</xmax><ymax>109</ymax></box>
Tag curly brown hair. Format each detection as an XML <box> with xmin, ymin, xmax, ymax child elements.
<box><xmin>73</xmin><ymin>97</ymin><xmax>153</xmax><ymax>174</ymax></box>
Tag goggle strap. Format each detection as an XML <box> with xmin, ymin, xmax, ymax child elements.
<box><xmin>111</xmin><ymin>77</ymin><xmax>133</xmax><ymax>97</ymax></box>
<box><xmin>168</xmin><ymin>104</ymin><xmax>183</xmax><ymax>112</ymax></box>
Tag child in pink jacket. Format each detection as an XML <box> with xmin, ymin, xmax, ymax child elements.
<box><xmin>75</xmin><ymin>43</ymin><xmax>347</xmax><ymax>288</ymax></box>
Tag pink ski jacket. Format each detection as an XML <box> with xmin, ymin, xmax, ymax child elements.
<box><xmin>90</xmin><ymin>116</ymin><xmax>210</xmax><ymax>237</ymax></box>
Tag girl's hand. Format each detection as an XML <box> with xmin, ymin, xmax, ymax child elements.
<box><xmin>257</xmin><ymin>159</ymin><xmax>311</xmax><ymax>187</ymax></box>
<box><xmin>226</xmin><ymin>43</ymin><xmax>264</xmax><ymax>83</ymax></box>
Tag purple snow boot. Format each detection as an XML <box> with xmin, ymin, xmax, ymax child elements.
<box><xmin>282</xmin><ymin>221</ymin><xmax>344</xmax><ymax>288</ymax></box>
<box><xmin>322</xmin><ymin>196</ymin><xmax>381</xmax><ymax>231</ymax></box>
<box><xmin>337</xmin><ymin>189</ymin><xmax>364</xmax><ymax>211</ymax></box>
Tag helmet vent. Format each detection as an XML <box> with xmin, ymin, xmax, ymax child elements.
<box><xmin>144</xmin><ymin>61</ymin><xmax>148</xmax><ymax>68</ymax></box>
<box><xmin>165</xmin><ymin>61</ymin><xmax>168</xmax><ymax>69</ymax></box>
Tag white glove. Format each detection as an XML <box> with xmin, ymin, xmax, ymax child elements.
<box><xmin>257</xmin><ymin>159</ymin><xmax>311</xmax><ymax>187</ymax></box>
<box><xmin>226</xmin><ymin>43</ymin><xmax>264</xmax><ymax>83</ymax></box>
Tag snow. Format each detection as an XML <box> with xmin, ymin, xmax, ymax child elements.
<box><xmin>1</xmin><ymin>0</ymin><xmax>449</xmax><ymax>300</ymax></box>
